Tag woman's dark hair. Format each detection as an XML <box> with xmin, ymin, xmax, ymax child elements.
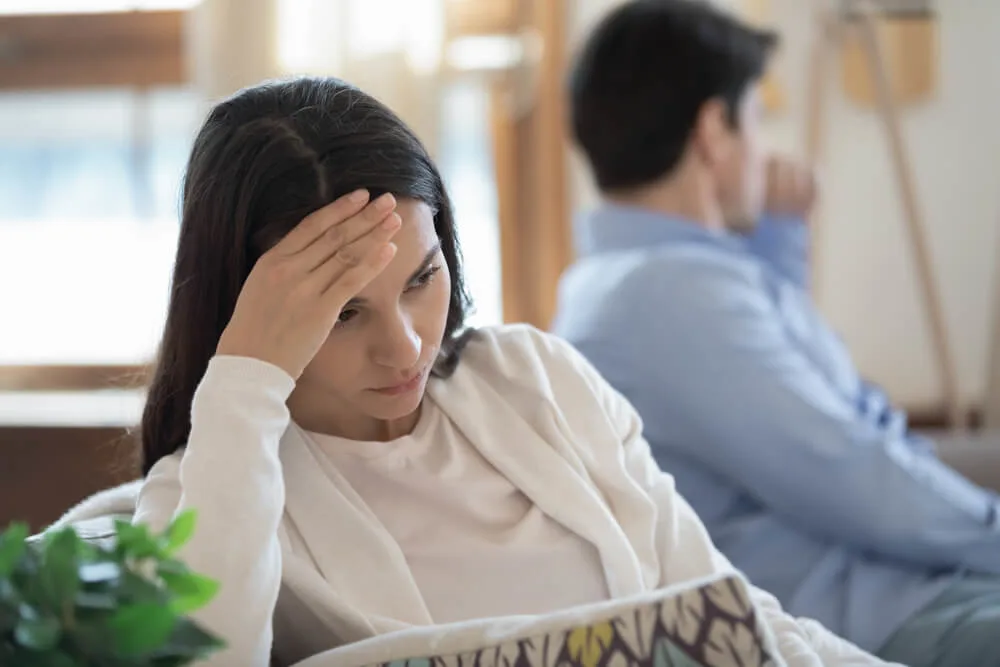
<box><xmin>140</xmin><ymin>76</ymin><xmax>472</xmax><ymax>475</ymax></box>
<box><xmin>570</xmin><ymin>0</ymin><xmax>778</xmax><ymax>191</ymax></box>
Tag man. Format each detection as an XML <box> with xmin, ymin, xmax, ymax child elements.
<box><xmin>552</xmin><ymin>1</ymin><xmax>1000</xmax><ymax>666</ymax></box>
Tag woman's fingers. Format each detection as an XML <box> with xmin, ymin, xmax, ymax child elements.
<box><xmin>270</xmin><ymin>188</ymin><xmax>371</xmax><ymax>256</ymax></box>
<box><xmin>216</xmin><ymin>191</ymin><xmax>402</xmax><ymax>380</ymax></box>
<box><xmin>324</xmin><ymin>243</ymin><xmax>398</xmax><ymax>310</ymax></box>
<box><xmin>297</xmin><ymin>193</ymin><xmax>398</xmax><ymax>272</ymax></box>
<box><xmin>315</xmin><ymin>212</ymin><xmax>402</xmax><ymax>310</ymax></box>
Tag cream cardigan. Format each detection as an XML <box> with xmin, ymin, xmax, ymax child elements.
<box><xmin>132</xmin><ymin>325</ymin><xmax>895</xmax><ymax>667</ymax></box>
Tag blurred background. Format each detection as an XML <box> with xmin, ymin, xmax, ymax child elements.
<box><xmin>2</xmin><ymin>0</ymin><xmax>999</xmax><ymax>530</ymax></box>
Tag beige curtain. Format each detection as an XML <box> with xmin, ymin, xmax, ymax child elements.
<box><xmin>186</xmin><ymin>0</ymin><xmax>444</xmax><ymax>154</ymax></box>
<box><xmin>185</xmin><ymin>0</ymin><xmax>572</xmax><ymax>329</ymax></box>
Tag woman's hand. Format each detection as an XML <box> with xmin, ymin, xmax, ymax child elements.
<box><xmin>217</xmin><ymin>190</ymin><xmax>401</xmax><ymax>379</ymax></box>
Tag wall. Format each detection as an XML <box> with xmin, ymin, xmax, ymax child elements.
<box><xmin>566</xmin><ymin>0</ymin><xmax>1000</xmax><ymax>411</ymax></box>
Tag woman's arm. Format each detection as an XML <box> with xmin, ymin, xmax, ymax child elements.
<box><xmin>134</xmin><ymin>355</ymin><xmax>295</xmax><ymax>667</ymax></box>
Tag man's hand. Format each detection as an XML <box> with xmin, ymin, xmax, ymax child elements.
<box><xmin>764</xmin><ymin>155</ymin><xmax>818</xmax><ymax>219</ymax></box>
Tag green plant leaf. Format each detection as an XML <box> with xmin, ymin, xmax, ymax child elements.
<box><xmin>40</xmin><ymin>528</ymin><xmax>81</xmax><ymax>606</ymax></box>
<box><xmin>118</xmin><ymin>569</ymin><xmax>169</xmax><ymax>606</ymax></box>
<box><xmin>14</xmin><ymin>612</ymin><xmax>61</xmax><ymax>651</ymax></box>
<box><xmin>114</xmin><ymin>520</ymin><xmax>162</xmax><ymax>561</ymax></box>
<box><xmin>76</xmin><ymin>539</ymin><xmax>99</xmax><ymax>562</ymax></box>
<box><xmin>0</xmin><ymin>576</ymin><xmax>19</xmax><ymax>605</ymax></box>
<box><xmin>109</xmin><ymin>602</ymin><xmax>178</xmax><ymax>656</ymax></box>
<box><xmin>3</xmin><ymin>518</ymin><xmax>222</xmax><ymax>664</ymax></box>
<box><xmin>0</xmin><ymin>593</ymin><xmax>18</xmax><ymax>633</ymax></box>
<box><xmin>150</xmin><ymin>616</ymin><xmax>225</xmax><ymax>661</ymax></box>
<box><xmin>162</xmin><ymin>511</ymin><xmax>197</xmax><ymax>555</ymax></box>
<box><xmin>155</xmin><ymin>558</ymin><xmax>188</xmax><ymax>577</ymax></box>
<box><xmin>68</xmin><ymin>615</ymin><xmax>115</xmax><ymax>659</ymax></box>
<box><xmin>29</xmin><ymin>650</ymin><xmax>80</xmax><ymax>667</ymax></box>
<box><xmin>75</xmin><ymin>590</ymin><xmax>118</xmax><ymax>610</ymax></box>
<box><xmin>162</xmin><ymin>574</ymin><xmax>220</xmax><ymax>615</ymax></box>
<box><xmin>0</xmin><ymin>522</ymin><xmax>28</xmax><ymax>577</ymax></box>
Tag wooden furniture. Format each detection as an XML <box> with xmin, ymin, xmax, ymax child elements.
<box><xmin>0</xmin><ymin>10</ymin><xmax>185</xmax><ymax>90</ymax></box>
<box><xmin>0</xmin><ymin>423</ymin><xmax>138</xmax><ymax>533</ymax></box>
<box><xmin>840</xmin><ymin>3</ymin><xmax>938</xmax><ymax>107</ymax></box>
<box><xmin>444</xmin><ymin>0</ymin><xmax>571</xmax><ymax>329</ymax></box>
<box><xmin>0</xmin><ymin>368</ymin><xmax>145</xmax><ymax>533</ymax></box>
<box><xmin>932</xmin><ymin>432</ymin><xmax>1000</xmax><ymax>491</ymax></box>
<box><xmin>982</xmin><ymin>231</ymin><xmax>1000</xmax><ymax>430</ymax></box>
<box><xmin>0</xmin><ymin>383</ymin><xmax>143</xmax><ymax>532</ymax></box>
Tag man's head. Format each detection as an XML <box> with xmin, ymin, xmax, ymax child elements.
<box><xmin>570</xmin><ymin>0</ymin><xmax>778</xmax><ymax>231</ymax></box>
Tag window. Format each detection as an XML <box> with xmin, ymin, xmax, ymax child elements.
<box><xmin>438</xmin><ymin>78</ymin><xmax>503</xmax><ymax>326</ymax></box>
<box><xmin>0</xmin><ymin>87</ymin><xmax>198</xmax><ymax>365</ymax></box>
<box><xmin>0</xmin><ymin>6</ymin><xmax>195</xmax><ymax>367</ymax></box>
<box><xmin>0</xmin><ymin>0</ymin><xmax>513</xmax><ymax>371</ymax></box>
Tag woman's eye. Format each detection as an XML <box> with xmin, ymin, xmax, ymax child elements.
<box><xmin>408</xmin><ymin>265</ymin><xmax>440</xmax><ymax>291</ymax></box>
<box><xmin>335</xmin><ymin>309</ymin><xmax>358</xmax><ymax>326</ymax></box>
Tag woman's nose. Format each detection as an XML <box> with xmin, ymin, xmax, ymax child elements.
<box><xmin>373</xmin><ymin>313</ymin><xmax>422</xmax><ymax>370</ymax></box>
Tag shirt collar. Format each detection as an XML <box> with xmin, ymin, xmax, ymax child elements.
<box><xmin>575</xmin><ymin>203</ymin><xmax>742</xmax><ymax>256</ymax></box>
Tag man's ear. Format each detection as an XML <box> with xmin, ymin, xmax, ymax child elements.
<box><xmin>691</xmin><ymin>98</ymin><xmax>734</xmax><ymax>168</ymax></box>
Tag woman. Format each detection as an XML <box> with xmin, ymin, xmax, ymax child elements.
<box><xmin>134</xmin><ymin>77</ymin><xmax>893</xmax><ymax>667</ymax></box>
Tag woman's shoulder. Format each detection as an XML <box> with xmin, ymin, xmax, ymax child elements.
<box><xmin>463</xmin><ymin>324</ymin><xmax>587</xmax><ymax>376</ymax></box>
<box><xmin>467</xmin><ymin>322</ymin><xmax>559</xmax><ymax>352</ymax></box>
<box><xmin>459</xmin><ymin>326</ymin><xmax>640</xmax><ymax>455</ymax></box>
<box><xmin>460</xmin><ymin>324</ymin><xmax>608</xmax><ymax>401</ymax></box>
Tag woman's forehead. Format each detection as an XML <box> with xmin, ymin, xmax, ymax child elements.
<box><xmin>392</xmin><ymin>199</ymin><xmax>438</xmax><ymax>259</ymax></box>
<box><xmin>358</xmin><ymin>199</ymin><xmax>440</xmax><ymax>295</ymax></box>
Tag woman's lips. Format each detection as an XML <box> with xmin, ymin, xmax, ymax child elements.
<box><xmin>372</xmin><ymin>367</ymin><xmax>427</xmax><ymax>396</ymax></box>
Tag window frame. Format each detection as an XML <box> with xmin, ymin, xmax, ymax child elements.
<box><xmin>0</xmin><ymin>9</ymin><xmax>185</xmax><ymax>392</ymax></box>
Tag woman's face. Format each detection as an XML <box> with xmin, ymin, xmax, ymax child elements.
<box><xmin>290</xmin><ymin>198</ymin><xmax>451</xmax><ymax>440</ymax></box>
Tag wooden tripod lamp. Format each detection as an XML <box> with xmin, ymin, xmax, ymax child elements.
<box><xmin>839</xmin><ymin>0</ymin><xmax>938</xmax><ymax>108</ymax></box>
<box><xmin>804</xmin><ymin>0</ymin><xmax>963</xmax><ymax>429</ymax></box>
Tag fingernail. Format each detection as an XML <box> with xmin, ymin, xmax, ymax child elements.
<box><xmin>379</xmin><ymin>242</ymin><xmax>398</xmax><ymax>262</ymax></box>
<box><xmin>348</xmin><ymin>189</ymin><xmax>369</xmax><ymax>203</ymax></box>
<box><xmin>373</xmin><ymin>193</ymin><xmax>396</xmax><ymax>212</ymax></box>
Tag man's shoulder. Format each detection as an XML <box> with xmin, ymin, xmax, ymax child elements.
<box><xmin>565</xmin><ymin>242</ymin><xmax>765</xmax><ymax>305</ymax></box>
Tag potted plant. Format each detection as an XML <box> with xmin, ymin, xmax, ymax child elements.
<box><xmin>0</xmin><ymin>510</ymin><xmax>224</xmax><ymax>666</ymax></box>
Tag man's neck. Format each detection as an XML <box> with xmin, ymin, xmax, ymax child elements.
<box><xmin>604</xmin><ymin>170</ymin><xmax>725</xmax><ymax>232</ymax></box>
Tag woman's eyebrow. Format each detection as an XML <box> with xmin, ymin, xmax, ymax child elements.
<box><xmin>340</xmin><ymin>243</ymin><xmax>443</xmax><ymax>310</ymax></box>
<box><xmin>407</xmin><ymin>242</ymin><xmax>442</xmax><ymax>282</ymax></box>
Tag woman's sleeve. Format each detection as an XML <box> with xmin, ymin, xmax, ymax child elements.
<box><xmin>133</xmin><ymin>355</ymin><xmax>295</xmax><ymax>667</ymax></box>
<box><xmin>557</xmin><ymin>336</ymin><xmax>902</xmax><ymax>667</ymax></box>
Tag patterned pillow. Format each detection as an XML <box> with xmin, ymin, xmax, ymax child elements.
<box><xmin>357</xmin><ymin>575</ymin><xmax>780</xmax><ymax>667</ymax></box>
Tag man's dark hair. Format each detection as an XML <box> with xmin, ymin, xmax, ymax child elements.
<box><xmin>569</xmin><ymin>0</ymin><xmax>778</xmax><ymax>192</ymax></box>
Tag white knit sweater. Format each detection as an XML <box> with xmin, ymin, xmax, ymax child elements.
<box><xmin>124</xmin><ymin>325</ymin><xmax>896</xmax><ymax>667</ymax></box>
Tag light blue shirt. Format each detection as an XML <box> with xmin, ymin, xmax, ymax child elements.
<box><xmin>552</xmin><ymin>204</ymin><xmax>1000</xmax><ymax>652</ymax></box>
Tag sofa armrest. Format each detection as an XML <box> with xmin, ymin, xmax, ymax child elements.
<box><xmin>29</xmin><ymin>514</ymin><xmax>129</xmax><ymax>550</ymax></box>
<box><xmin>934</xmin><ymin>431</ymin><xmax>1000</xmax><ymax>493</ymax></box>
